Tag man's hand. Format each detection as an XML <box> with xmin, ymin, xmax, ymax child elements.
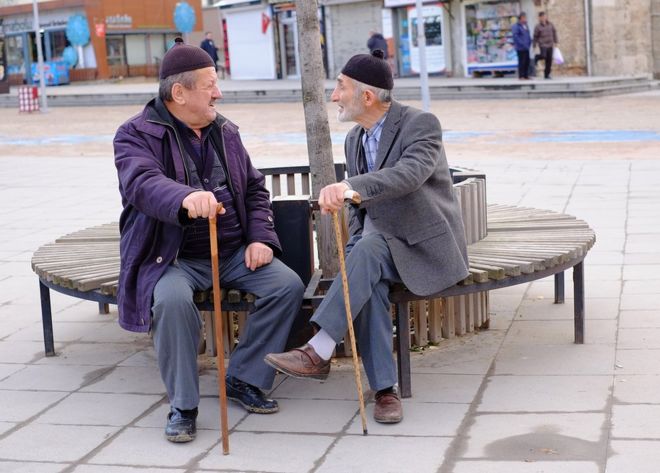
<box><xmin>182</xmin><ymin>191</ymin><xmax>226</xmax><ymax>219</ymax></box>
<box><xmin>244</xmin><ymin>242</ymin><xmax>273</xmax><ymax>271</ymax></box>
<box><xmin>318</xmin><ymin>182</ymin><xmax>350</xmax><ymax>215</ymax></box>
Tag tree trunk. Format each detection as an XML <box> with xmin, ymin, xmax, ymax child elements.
<box><xmin>295</xmin><ymin>0</ymin><xmax>339</xmax><ymax>277</ymax></box>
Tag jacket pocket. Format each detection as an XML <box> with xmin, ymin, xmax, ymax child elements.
<box><xmin>406</xmin><ymin>221</ymin><xmax>447</xmax><ymax>245</ymax></box>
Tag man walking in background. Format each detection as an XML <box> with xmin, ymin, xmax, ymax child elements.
<box><xmin>533</xmin><ymin>12</ymin><xmax>558</xmax><ymax>79</ymax></box>
<box><xmin>200</xmin><ymin>32</ymin><xmax>219</xmax><ymax>71</ymax></box>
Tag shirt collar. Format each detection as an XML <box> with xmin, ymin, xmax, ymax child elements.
<box><xmin>363</xmin><ymin>112</ymin><xmax>388</xmax><ymax>142</ymax></box>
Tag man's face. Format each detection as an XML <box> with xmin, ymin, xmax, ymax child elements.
<box><xmin>540</xmin><ymin>14</ymin><xmax>546</xmax><ymax>24</ymax></box>
<box><xmin>520</xmin><ymin>15</ymin><xmax>527</xmax><ymax>24</ymax></box>
<box><xmin>331</xmin><ymin>74</ymin><xmax>365</xmax><ymax>123</ymax></box>
<box><xmin>181</xmin><ymin>67</ymin><xmax>222</xmax><ymax>128</ymax></box>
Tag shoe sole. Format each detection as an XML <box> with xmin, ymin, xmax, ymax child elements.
<box><xmin>227</xmin><ymin>395</ymin><xmax>279</xmax><ymax>414</ymax></box>
<box><xmin>264</xmin><ymin>357</ymin><xmax>329</xmax><ymax>381</ymax></box>
<box><xmin>165</xmin><ymin>433</ymin><xmax>196</xmax><ymax>443</ymax></box>
<box><xmin>374</xmin><ymin>416</ymin><xmax>403</xmax><ymax>424</ymax></box>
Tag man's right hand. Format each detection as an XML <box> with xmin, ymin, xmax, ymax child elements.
<box><xmin>182</xmin><ymin>191</ymin><xmax>225</xmax><ymax>219</ymax></box>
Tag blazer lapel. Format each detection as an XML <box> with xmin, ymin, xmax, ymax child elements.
<box><xmin>374</xmin><ymin>101</ymin><xmax>402</xmax><ymax>171</ymax></box>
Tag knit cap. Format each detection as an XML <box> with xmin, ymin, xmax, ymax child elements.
<box><xmin>340</xmin><ymin>49</ymin><xmax>393</xmax><ymax>90</ymax></box>
<box><xmin>159</xmin><ymin>38</ymin><xmax>215</xmax><ymax>79</ymax></box>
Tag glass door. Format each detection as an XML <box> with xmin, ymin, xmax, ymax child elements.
<box><xmin>279</xmin><ymin>15</ymin><xmax>299</xmax><ymax>79</ymax></box>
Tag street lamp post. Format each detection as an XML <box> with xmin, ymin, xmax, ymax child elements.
<box><xmin>32</xmin><ymin>0</ymin><xmax>48</xmax><ymax>112</ymax></box>
<box><xmin>415</xmin><ymin>0</ymin><xmax>430</xmax><ymax>111</ymax></box>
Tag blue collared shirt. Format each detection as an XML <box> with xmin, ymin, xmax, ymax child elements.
<box><xmin>361</xmin><ymin>112</ymin><xmax>388</xmax><ymax>173</ymax></box>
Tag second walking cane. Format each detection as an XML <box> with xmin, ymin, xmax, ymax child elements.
<box><xmin>331</xmin><ymin>190</ymin><xmax>368</xmax><ymax>435</ymax></box>
<box><xmin>208</xmin><ymin>203</ymin><xmax>230</xmax><ymax>454</ymax></box>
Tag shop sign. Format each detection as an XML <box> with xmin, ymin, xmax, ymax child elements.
<box><xmin>105</xmin><ymin>14</ymin><xmax>133</xmax><ymax>30</ymax></box>
<box><xmin>385</xmin><ymin>0</ymin><xmax>445</xmax><ymax>7</ymax></box>
<box><xmin>2</xmin><ymin>16</ymin><xmax>68</xmax><ymax>34</ymax></box>
<box><xmin>95</xmin><ymin>23</ymin><xmax>106</xmax><ymax>38</ymax></box>
<box><xmin>406</xmin><ymin>4</ymin><xmax>446</xmax><ymax>74</ymax></box>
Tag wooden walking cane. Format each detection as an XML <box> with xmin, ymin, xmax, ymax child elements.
<box><xmin>208</xmin><ymin>203</ymin><xmax>230</xmax><ymax>455</ymax></box>
<box><xmin>331</xmin><ymin>189</ymin><xmax>368</xmax><ymax>435</ymax></box>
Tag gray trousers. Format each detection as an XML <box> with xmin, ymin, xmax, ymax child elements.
<box><xmin>310</xmin><ymin>233</ymin><xmax>401</xmax><ymax>391</ymax></box>
<box><xmin>152</xmin><ymin>246</ymin><xmax>304</xmax><ymax>410</ymax></box>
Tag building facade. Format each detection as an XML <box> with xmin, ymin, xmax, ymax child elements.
<box><xmin>0</xmin><ymin>0</ymin><xmax>203</xmax><ymax>84</ymax></box>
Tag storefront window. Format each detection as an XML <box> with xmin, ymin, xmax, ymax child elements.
<box><xmin>106</xmin><ymin>36</ymin><xmax>126</xmax><ymax>66</ymax></box>
<box><xmin>6</xmin><ymin>34</ymin><xmax>26</xmax><ymax>75</ymax></box>
<box><xmin>126</xmin><ymin>34</ymin><xmax>147</xmax><ymax>65</ymax></box>
<box><xmin>48</xmin><ymin>30</ymin><xmax>68</xmax><ymax>60</ymax></box>
<box><xmin>465</xmin><ymin>0</ymin><xmax>519</xmax><ymax>75</ymax></box>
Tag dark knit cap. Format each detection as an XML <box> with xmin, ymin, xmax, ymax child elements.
<box><xmin>159</xmin><ymin>38</ymin><xmax>215</xmax><ymax>79</ymax></box>
<box><xmin>340</xmin><ymin>49</ymin><xmax>393</xmax><ymax>90</ymax></box>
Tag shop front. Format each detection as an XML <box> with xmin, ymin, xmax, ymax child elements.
<box><xmin>461</xmin><ymin>0</ymin><xmax>534</xmax><ymax>77</ymax></box>
<box><xmin>384</xmin><ymin>1</ymin><xmax>451</xmax><ymax>78</ymax></box>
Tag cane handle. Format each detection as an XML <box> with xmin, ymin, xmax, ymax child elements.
<box><xmin>343</xmin><ymin>190</ymin><xmax>362</xmax><ymax>205</ymax></box>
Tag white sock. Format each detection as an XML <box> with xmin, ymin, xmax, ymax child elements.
<box><xmin>308</xmin><ymin>329</ymin><xmax>336</xmax><ymax>361</ymax></box>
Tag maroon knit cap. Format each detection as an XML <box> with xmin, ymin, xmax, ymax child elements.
<box><xmin>341</xmin><ymin>49</ymin><xmax>393</xmax><ymax>90</ymax></box>
<box><xmin>159</xmin><ymin>38</ymin><xmax>215</xmax><ymax>79</ymax></box>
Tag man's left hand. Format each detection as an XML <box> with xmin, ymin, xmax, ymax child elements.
<box><xmin>244</xmin><ymin>242</ymin><xmax>273</xmax><ymax>271</ymax></box>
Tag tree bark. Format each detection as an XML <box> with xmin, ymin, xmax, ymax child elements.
<box><xmin>295</xmin><ymin>0</ymin><xmax>339</xmax><ymax>276</ymax></box>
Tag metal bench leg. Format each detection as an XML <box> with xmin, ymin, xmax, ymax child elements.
<box><xmin>395</xmin><ymin>302</ymin><xmax>412</xmax><ymax>398</ymax></box>
<box><xmin>554</xmin><ymin>271</ymin><xmax>565</xmax><ymax>304</ymax></box>
<box><xmin>98</xmin><ymin>302</ymin><xmax>109</xmax><ymax>314</ymax></box>
<box><xmin>573</xmin><ymin>262</ymin><xmax>585</xmax><ymax>344</ymax></box>
<box><xmin>39</xmin><ymin>281</ymin><xmax>56</xmax><ymax>356</ymax></box>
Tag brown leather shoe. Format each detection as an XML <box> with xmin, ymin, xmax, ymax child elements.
<box><xmin>374</xmin><ymin>388</ymin><xmax>403</xmax><ymax>424</ymax></box>
<box><xmin>264</xmin><ymin>344</ymin><xmax>330</xmax><ymax>380</ymax></box>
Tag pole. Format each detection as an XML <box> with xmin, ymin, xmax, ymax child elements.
<box><xmin>209</xmin><ymin>206</ymin><xmax>230</xmax><ymax>455</ymax></box>
<box><xmin>415</xmin><ymin>0</ymin><xmax>430</xmax><ymax>111</ymax></box>
<box><xmin>32</xmin><ymin>0</ymin><xmax>48</xmax><ymax>113</ymax></box>
<box><xmin>583</xmin><ymin>0</ymin><xmax>592</xmax><ymax>76</ymax></box>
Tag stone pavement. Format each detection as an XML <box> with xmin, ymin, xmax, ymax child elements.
<box><xmin>0</xmin><ymin>157</ymin><xmax>660</xmax><ymax>473</ymax></box>
<box><xmin>1</xmin><ymin>151</ymin><xmax>658</xmax><ymax>472</ymax></box>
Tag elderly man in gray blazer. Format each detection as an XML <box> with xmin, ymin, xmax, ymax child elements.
<box><xmin>266</xmin><ymin>50</ymin><xmax>469</xmax><ymax>423</ymax></box>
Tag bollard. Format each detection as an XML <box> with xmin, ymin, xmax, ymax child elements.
<box><xmin>18</xmin><ymin>85</ymin><xmax>39</xmax><ymax>112</ymax></box>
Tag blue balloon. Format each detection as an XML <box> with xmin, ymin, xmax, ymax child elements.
<box><xmin>65</xmin><ymin>14</ymin><xmax>90</xmax><ymax>47</ymax></box>
<box><xmin>62</xmin><ymin>46</ymin><xmax>78</xmax><ymax>68</ymax></box>
<box><xmin>174</xmin><ymin>1</ymin><xmax>196</xmax><ymax>34</ymax></box>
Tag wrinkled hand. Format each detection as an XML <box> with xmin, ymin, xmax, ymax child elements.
<box><xmin>244</xmin><ymin>242</ymin><xmax>273</xmax><ymax>271</ymax></box>
<box><xmin>318</xmin><ymin>182</ymin><xmax>350</xmax><ymax>215</ymax></box>
<box><xmin>182</xmin><ymin>191</ymin><xmax>226</xmax><ymax>219</ymax></box>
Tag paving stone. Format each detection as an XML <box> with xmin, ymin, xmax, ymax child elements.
<box><xmin>623</xmin><ymin>265</ymin><xmax>660</xmax><ymax>280</ymax></box>
<box><xmin>625</xmin><ymin>253</ymin><xmax>660</xmax><ymax>265</ymax></box>
<box><xmin>614</xmin><ymin>349</ymin><xmax>660</xmax><ymax>374</ymax></box>
<box><xmin>463</xmin><ymin>413</ymin><xmax>605</xmax><ymax>459</ymax></box>
<box><xmin>619</xmin><ymin>310</ymin><xmax>660</xmax><ymax>328</ymax></box>
<box><xmin>80</xmin><ymin>366</ymin><xmax>166</xmax><ymax>395</ymax></box>
<box><xmin>606</xmin><ymin>440</ymin><xmax>660</xmax><ymax>473</ymax></box>
<box><xmin>585</xmin><ymin>251</ymin><xmax>624</xmax><ymax>265</ymax></box>
<box><xmin>117</xmin><ymin>348</ymin><xmax>157</xmax><ymax>368</ymax></box>
<box><xmin>517</xmin><ymin>297</ymin><xmax>619</xmax><ymax>321</ymax></box>
<box><xmin>0</xmin><ymin>461</ymin><xmax>66</xmax><ymax>473</ymax></box>
<box><xmin>478</xmin><ymin>375</ymin><xmax>611</xmax><ymax>412</ymax></box>
<box><xmin>618</xmin><ymin>328</ymin><xmax>660</xmax><ymax>349</ymax></box>
<box><xmin>413</xmin><ymin>331</ymin><xmax>503</xmax><ymax>375</ymax></box>
<box><xmin>316</xmin><ymin>436</ymin><xmax>451</xmax><ymax>473</ymax></box>
<box><xmin>72</xmin><ymin>466</ymin><xmax>184</xmax><ymax>473</ymax></box>
<box><xmin>0</xmin><ymin>421</ymin><xmax>15</xmax><ymax>436</ymax></box>
<box><xmin>494</xmin><ymin>345</ymin><xmax>615</xmax><ymax>375</ymax></box>
<box><xmin>0</xmin><ymin>390</ymin><xmax>67</xmax><ymax>422</ymax></box>
<box><xmin>198</xmin><ymin>432</ymin><xmax>334</xmax><ymax>473</ymax></box>
<box><xmin>36</xmin><ymin>392</ymin><xmax>160</xmax><ymax>426</ymax></box>
<box><xmin>235</xmin><ymin>399</ymin><xmax>357</xmax><ymax>434</ymax></box>
<box><xmin>621</xmin><ymin>293</ymin><xmax>660</xmax><ymax>310</ymax></box>
<box><xmin>453</xmin><ymin>461</ymin><xmax>599</xmax><ymax>473</ymax></box>
<box><xmin>33</xmin><ymin>342</ymin><xmax>144</xmax><ymax>367</ymax></box>
<box><xmin>623</xmin><ymin>280</ymin><xmax>660</xmax><ymax>295</ymax></box>
<box><xmin>408</xmin><ymin>373</ymin><xmax>484</xmax><ymax>403</ymax></box>
<box><xmin>4</xmin><ymin>321</ymin><xmax>114</xmax><ymax>343</ymax></box>
<box><xmin>0</xmin><ymin>363</ymin><xmax>25</xmax><ymax>381</ymax></box>
<box><xmin>611</xmin><ymin>405</ymin><xmax>660</xmax><ymax>438</ymax></box>
<box><xmin>88</xmin><ymin>427</ymin><xmax>218</xmax><ymax>468</ymax></box>
<box><xmin>0</xmin><ymin>424</ymin><xmax>119</xmax><ymax>462</ymax></box>
<box><xmin>0</xmin><ymin>340</ymin><xmax>48</xmax><ymax>363</ymax></box>
<box><xmin>503</xmin><ymin>320</ymin><xmax>617</xmax><ymax>346</ymax></box>
<box><xmin>0</xmin><ymin>364</ymin><xmax>109</xmax><ymax>391</ymax></box>
<box><xmin>346</xmin><ymin>401</ymin><xmax>468</xmax><ymax>436</ymax></box>
<box><xmin>626</xmin><ymin>234</ymin><xmax>660</xmax><ymax>254</ymax></box>
<box><xmin>613</xmin><ymin>375</ymin><xmax>660</xmax><ymax>403</ymax></box>
<box><xmin>527</xmin><ymin>280</ymin><xmax>621</xmax><ymax>300</ymax></box>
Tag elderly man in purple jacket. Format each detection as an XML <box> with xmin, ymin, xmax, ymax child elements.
<box><xmin>113</xmin><ymin>38</ymin><xmax>304</xmax><ymax>443</ymax></box>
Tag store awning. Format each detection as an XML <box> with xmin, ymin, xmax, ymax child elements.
<box><xmin>213</xmin><ymin>0</ymin><xmax>262</xmax><ymax>9</ymax></box>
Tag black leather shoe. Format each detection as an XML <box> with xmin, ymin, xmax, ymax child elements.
<box><xmin>226</xmin><ymin>375</ymin><xmax>279</xmax><ymax>414</ymax></box>
<box><xmin>165</xmin><ymin>407</ymin><xmax>198</xmax><ymax>443</ymax></box>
